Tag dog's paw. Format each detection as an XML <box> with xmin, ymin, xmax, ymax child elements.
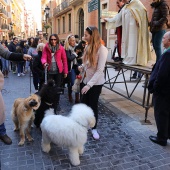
<box><xmin>78</xmin><ymin>146</ymin><xmax>84</xmax><ymax>155</ymax></box>
<box><xmin>41</xmin><ymin>143</ymin><xmax>51</xmax><ymax>153</ymax></box>
<box><xmin>13</xmin><ymin>128</ymin><xmax>19</xmax><ymax>131</ymax></box>
<box><xmin>70</xmin><ymin>159</ymin><xmax>80</xmax><ymax>166</ymax></box>
<box><xmin>18</xmin><ymin>140</ymin><xmax>25</xmax><ymax>146</ymax></box>
<box><xmin>27</xmin><ymin>137</ymin><xmax>34</xmax><ymax>142</ymax></box>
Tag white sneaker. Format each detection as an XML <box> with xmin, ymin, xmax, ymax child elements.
<box><xmin>91</xmin><ymin>129</ymin><xmax>100</xmax><ymax>140</ymax></box>
<box><xmin>21</xmin><ymin>73</ymin><xmax>25</xmax><ymax>76</ymax></box>
<box><xmin>17</xmin><ymin>73</ymin><xmax>21</xmax><ymax>77</ymax></box>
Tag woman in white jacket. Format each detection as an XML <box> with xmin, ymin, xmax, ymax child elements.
<box><xmin>79</xmin><ymin>26</ymin><xmax>108</xmax><ymax>140</ymax></box>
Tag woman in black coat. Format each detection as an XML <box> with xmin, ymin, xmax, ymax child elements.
<box><xmin>150</xmin><ymin>0</ymin><xmax>169</xmax><ymax>61</ymax></box>
<box><xmin>32</xmin><ymin>43</ymin><xmax>45</xmax><ymax>91</ymax></box>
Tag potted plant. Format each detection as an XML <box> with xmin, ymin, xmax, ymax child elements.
<box><xmin>8</xmin><ymin>32</ymin><xmax>15</xmax><ymax>37</ymax></box>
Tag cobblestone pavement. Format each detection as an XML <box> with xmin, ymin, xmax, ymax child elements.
<box><xmin>0</xmin><ymin>72</ymin><xmax>170</xmax><ymax>170</ymax></box>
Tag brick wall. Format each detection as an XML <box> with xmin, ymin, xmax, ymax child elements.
<box><xmin>88</xmin><ymin>10</ymin><xmax>99</xmax><ymax>27</ymax></box>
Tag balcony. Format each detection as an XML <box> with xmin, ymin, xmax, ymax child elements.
<box><xmin>0</xmin><ymin>8</ymin><xmax>8</xmax><ymax>17</ymax></box>
<box><xmin>1</xmin><ymin>24</ymin><xmax>9</xmax><ymax>30</ymax></box>
<box><xmin>53</xmin><ymin>0</ymin><xmax>71</xmax><ymax>17</ymax></box>
<box><xmin>69</xmin><ymin>0</ymin><xmax>83</xmax><ymax>6</ymax></box>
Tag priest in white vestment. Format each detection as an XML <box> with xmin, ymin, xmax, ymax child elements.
<box><xmin>105</xmin><ymin>0</ymin><xmax>151</xmax><ymax>66</ymax></box>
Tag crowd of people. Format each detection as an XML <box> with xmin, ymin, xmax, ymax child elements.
<box><xmin>0</xmin><ymin>0</ymin><xmax>169</xmax><ymax>149</ymax></box>
<box><xmin>0</xmin><ymin>25</ymin><xmax>108</xmax><ymax>145</ymax></box>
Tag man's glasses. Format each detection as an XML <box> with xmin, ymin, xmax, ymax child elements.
<box><xmin>50</xmin><ymin>39</ymin><xmax>57</xmax><ymax>41</ymax></box>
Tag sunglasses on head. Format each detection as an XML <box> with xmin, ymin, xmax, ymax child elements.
<box><xmin>68</xmin><ymin>35</ymin><xmax>74</xmax><ymax>40</ymax></box>
<box><xmin>86</xmin><ymin>26</ymin><xmax>93</xmax><ymax>35</ymax></box>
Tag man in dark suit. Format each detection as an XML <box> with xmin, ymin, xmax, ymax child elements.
<box><xmin>148</xmin><ymin>31</ymin><xmax>170</xmax><ymax>146</ymax></box>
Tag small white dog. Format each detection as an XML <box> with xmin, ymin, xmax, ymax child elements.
<box><xmin>40</xmin><ymin>103</ymin><xmax>96</xmax><ymax>166</ymax></box>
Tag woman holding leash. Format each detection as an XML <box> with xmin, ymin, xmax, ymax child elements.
<box><xmin>64</xmin><ymin>35</ymin><xmax>81</xmax><ymax>103</ymax></box>
<box><xmin>41</xmin><ymin>34</ymin><xmax>68</xmax><ymax>114</ymax></box>
<box><xmin>0</xmin><ymin>43</ymin><xmax>32</xmax><ymax>145</ymax></box>
<box><xmin>79</xmin><ymin>26</ymin><xmax>108</xmax><ymax>140</ymax></box>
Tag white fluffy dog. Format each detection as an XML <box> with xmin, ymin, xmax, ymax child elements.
<box><xmin>40</xmin><ymin>103</ymin><xmax>96</xmax><ymax>166</ymax></box>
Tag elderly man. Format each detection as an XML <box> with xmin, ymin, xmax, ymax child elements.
<box><xmin>148</xmin><ymin>31</ymin><xmax>170</xmax><ymax>146</ymax></box>
<box><xmin>105</xmin><ymin>0</ymin><xmax>151</xmax><ymax>66</ymax></box>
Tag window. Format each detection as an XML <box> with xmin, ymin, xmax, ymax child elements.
<box><xmin>68</xmin><ymin>14</ymin><xmax>71</xmax><ymax>32</ymax></box>
<box><xmin>102</xmin><ymin>3</ymin><xmax>107</xmax><ymax>10</ymax></box>
<box><xmin>58</xmin><ymin>19</ymin><xmax>60</xmax><ymax>34</ymax></box>
<box><xmin>63</xmin><ymin>17</ymin><xmax>65</xmax><ymax>33</ymax></box>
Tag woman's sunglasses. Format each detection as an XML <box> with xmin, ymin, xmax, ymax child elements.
<box><xmin>50</xmin><ymin>39</ymin><xmax>57</xmax><ymax>41</ymax></box>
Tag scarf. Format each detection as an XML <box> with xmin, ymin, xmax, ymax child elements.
<box><xmin>69</xmin><ymin>45</ymin><xmax>78</xmax><ymax>67</ymax></box>
<box><xmin>48</xmin><ymin>44</ymin><xmax>59</xmax><ymax>53</ymax></box>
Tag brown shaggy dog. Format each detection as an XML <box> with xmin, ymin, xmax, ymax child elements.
<box><xmin>11</xmin><ymin>94</ymin><xmax>41</xmax><ymax>146</ymax></box>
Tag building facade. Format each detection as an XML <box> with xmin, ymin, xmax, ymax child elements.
<box><xmin>10</xmin><ymin>0</ymin><xmax>24</xmax><ymax>39</ymax></box>
<box><xmin>45</xmin><ymin>0</ymin><xmax>170</xmax><ymax>51</ymax></box>
<box><xmin>0</xmin><ymin>0</ymin><xmax>10</xmax><ymax>40</ymax></box>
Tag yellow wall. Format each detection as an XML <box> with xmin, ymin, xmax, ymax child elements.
<box><xmin>11</xmin><ymin>0</ymin><xmax>22</xmax><ymax>37</ymax></box>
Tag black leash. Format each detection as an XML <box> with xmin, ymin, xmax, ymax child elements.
<box><xmin>30</xmin><ymin>60</ymin><xmax>32</xmax><ymax>95</ymax></box>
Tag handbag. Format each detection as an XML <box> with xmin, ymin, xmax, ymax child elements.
<box><xmin>72</xmin><ymin>65</ymin><xmax>87</xmax><ymax>93</ymax></box>
<box><xmin>72</xmin><ymin>72</ymin><xmax>84</xmax><ymax>93</ymax></box>
<box><xmin>72</xmin><ymin>78</ymin><xmax>81</xmax><ymax>93</ymax></box>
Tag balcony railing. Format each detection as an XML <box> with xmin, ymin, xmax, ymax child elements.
<box><xmin>1</xmin><ymin>24</ymin><xmax>9</xmax><ymax>30</ymax></box>
<box><xmin>53</xmin><ymin>0</ymin><xmax>70</xmax><ymax>16</ymax></box>
<box><xmin>0</xmin><ymin>8</ymin><xmax>8</xmax><ymax>17</ymax></box>
<box><xmin>69</xmin><ymin>0</ymin><xmax>83</xmax><ymax>5</ymax></box>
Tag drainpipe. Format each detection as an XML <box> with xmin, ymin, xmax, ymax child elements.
<box><xmin>98</xmin><ymin>0</ymin><xmax>101</xmax><ymax>33</ymax></box>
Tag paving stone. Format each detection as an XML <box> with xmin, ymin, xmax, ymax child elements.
<box><xmin>133</xmin><ymin>164</ymin><xmax>150</xmax><ymax>170</ymax></box>
<box><xmin>1</xmin><ymin>72</ymin><xmax>170</xmax><ymax>170</ymax></box>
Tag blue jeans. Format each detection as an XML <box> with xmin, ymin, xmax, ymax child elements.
<box><xmin>68</xmin><ymin>69</ymin><xmax>77</xmax><ymax>95</ymax></box>
<box><xmin>17</xmin><ymin>62</ymin><xmax>24</xmax><ymax>73</ymax></box>
<box><xmin>0</xmin><ymin>123</ymin><xmax>6</xmax><ymax>136</ymax></box>
<box><xmin>152</xmin><ymin>30</ymin><xmax>166</xmax><ymax>62</ymax></box>
<box><xmin>1</xmin><ymin>58</ymin><xmax>9</xmax><ymax>71</ymax></box>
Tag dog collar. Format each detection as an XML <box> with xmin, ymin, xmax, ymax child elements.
<box><xmin>75</xmin><ymin>121</ymin><xmax>87</xmax><ymax>129</ymax></box>
<box><xmin>45</xmin><ymin>102</ymin><xmax>53</xmax><ymax>106</ymax></box>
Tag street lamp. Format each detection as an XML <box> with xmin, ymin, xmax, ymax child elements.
<box><xmin>44</xmin><ymin>6</ymin><xmax>50</xmax><ymax>40</ymax></box>
<box><xmin>9</xmin><ymin>22</ymin><xmax>14</xmax><ymax>38</ymax></box>
<box><xmin>36</xmin><ymin>28</ymin><xmax>38</xmax><ymax>37</ymax></box>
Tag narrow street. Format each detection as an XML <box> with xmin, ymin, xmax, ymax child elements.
<box><xmin>0</xmin><ymin>72</ymin><xmax>170</xmax><ymax>170</ymax></box>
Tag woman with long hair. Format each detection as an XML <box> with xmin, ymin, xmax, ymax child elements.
<box><xmin>78</xmin><ymin>26</ymin><xmax>108</xmax><ymax>140</ymax></box>
<box><xmin>41</xmin><ymin>34</ymin><xmax>68</xmax><ymax>113</ymax></box>
<box><xmin>64</xmin><ymin>35</ymin><xmax>80</xmax><ymax>103</ymax></box>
